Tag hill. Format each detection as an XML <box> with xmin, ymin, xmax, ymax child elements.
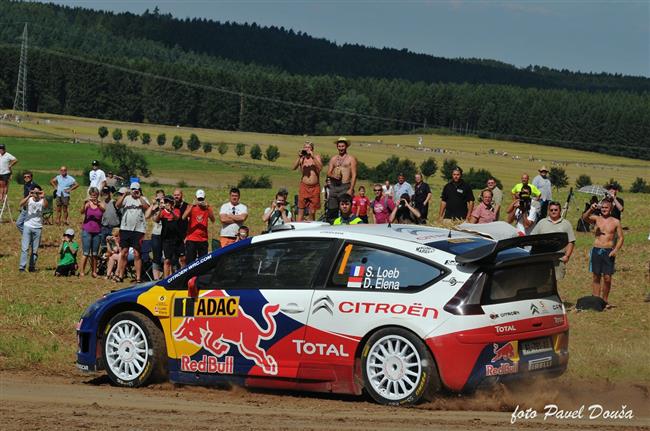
<box><xmin>0</xmin><ymin>1</ymin><xmax>649</xmax><ymax>159</ymax></box>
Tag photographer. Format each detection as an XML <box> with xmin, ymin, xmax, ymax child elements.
<box><xmin>154</xmin><ymin>194</ymin><xmax>186</xmax><ymax>277</ymax></box>
<box><xmin>54</xmin><ymin>228</ymin><xmax>79</xmax><ymax>277</ymax></box>
<box><xmin>604</xmin><ymin>184</ymin><xmax>624</xmax><ymax>220</ymax></box>
<box><xmin>182</xmin><ymin>189</ymin><xmax>215</xmax><ymax>263</ymax></box>
<box><xmin>506</xmin><ymin>185</ymin><xmax>539</xmax><ymax>235</ymax></box>
<box><xmin>262</xmin><ymin>192</ymin><xmax>292</xmax><ymax>231</ymax></box>
<box><xmin>115</xmin><ymin>182</ymin><xmax>150</xmax><ymax>283</ymax></box>
<box><xmin>18</xmin><ymin>185</ymin><xmax>48</xmax><ymax>272</ymax></box>
<box><xmin>390</xmin><ymin>193</ymin><xmax>421</xmax><ymax>224</ymax></box>
<box><xmin>79</xmin><ymin>187</ymin><xmax>106</xmax><ymax>278</ymax></box>
<box><xmin>293</xmin><ymin>141</ymin><xmax>322</xmax><ymax>221</ymax></box>
<box><xmin>145</xmin><ymin>189</ymin><xmax>165</xmax><ymax>279</ymax></box>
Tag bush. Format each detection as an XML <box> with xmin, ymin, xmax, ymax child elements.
<box><xmin>371</xmin><ymin>156</ymin><xmax>417</xmax><ymax>183</ymax></box>
<box><xmin>156</xmin><ymin>133</ymin><xmax>166</xmax><ymax>147</ymax></box>
<box><xmin>218</xmin><ymin>142</ymin><xmax>228</xmax><ymax>156</ymax></box>
<box><xmin>440</xmin><ymin>158</ymin><xmax>459</xmax><ymax>181</ymax></box>
<box><xmin>203</xmin><ymin>142</ymin><xmax>213</xmax><ymax>153</ymax></box>
<box><xmin>127</xmin><ymin>129</ymin><xmax>140</xmax><ymax>143</ymax></box>
<box><xmin>575</xmin><ymin>174</ymin><xmax>592</xmax><ymax>188</ymax></box>
<box><xmin>98</xmin><ymin>126</ymin><xmax>108</xmax><ymax>142</ymax></box>
<box><xmin>112</xmin><ymin>128</ymin><xmax>123</xmax><ymax>143</ymax></box>
<box><xmin>264</xmin><ymin>145</ymin><xmax>280</xmax><ymax>162</ymax></box>
<box><xmin>321</xmin><ymin>154</ymin><xmax>331</xmax><ymax>166</ymax></box>
<box><xmin>235</xmin><ymin>143</ymin><xmax>246</xmax><ymax>157</ymax></box>
<box><xmin>606</xmin><ymin>178</ymin><xmax>623</xmax><ymax>192</ymax></box>
<box><xmin>250</xmin><ymin>144</ymin><xmax>262</xmax><ymax>160</ymax></box>
<box><xmin>100</xmin><ymin>143</ymin><xmax>150</xmax><ymax>179</ymax></box>
<box><xmin>149</xmin><ymin>180</ymin><xmax>161</xmax><ymax>188</ymax></box>
<box><xmin>357</xmin><ymin>161</ymin><xmax>371</xmax><ymax>180</ymax></box>
<box><xmin>420</xmin><ymin>157</ymin><xmax>437</xmax><ymax>179</ymax></box>
<box><xmin>177</xmin><ymin>180</ymin><xmax>188</xmax><ymax>188</ymax></box>
<box><xmin>630</xmin><ymin>177</ymin><xmax>650</xmax><ymax>193</ymax></box>
<box><xmin>187</xmin><ymin>133</ymin><xmax>201</xmax><ymax>152</ymax></box>
<box><xmin>172</xmin><ymin>136</ymin><xmax>183</xmax><ymax>151</ymax></box>
<box><xmin>463</xmin><ymin>168</ymin><xmax>502</xmax><ymax>190</ymax></box>
<box><xmin>549</xmin><ymin>167</ymin><xmax>569</xmax><ymax>190</ymax></box>
<box><xmin>141</xmin><ymin>132</ymin><xmax>151</xmax><ymax>145</ymax></box>
<box><xmin>237</xmin><ymin>175</ymin><xmax>272</xmax><ymax>189</ymax></box>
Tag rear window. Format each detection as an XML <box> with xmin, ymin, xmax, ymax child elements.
<box><xmin>484</xmin><ymin>262</ymin><xmax>556</xmax><ymax>304</ymax></box>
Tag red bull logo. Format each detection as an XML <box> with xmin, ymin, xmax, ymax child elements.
<box><xmin>491</xmin><ymin>342</ymin><xmax>516</xmax><ymax>363</ymax></box>
<box><xmin>181</xmin><ymin>355</ymin><xmax>234</xmax><ymax>374</ymax></box>
<box><xmin>174</xmin><ymin>292</ymin><xmax>280</xmax><ymax>375</ymax></box>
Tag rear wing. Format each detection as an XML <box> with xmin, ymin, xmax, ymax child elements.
<box><xmin>455</xmin><ymin>233</ymin><xmax>568</xmax><ymax>265</ymax></box>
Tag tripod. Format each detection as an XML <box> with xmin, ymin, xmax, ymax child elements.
<box><xmin>0</xmin><ymin>194</ymin><xmax>14</xmax><ymax>223</ymax></box>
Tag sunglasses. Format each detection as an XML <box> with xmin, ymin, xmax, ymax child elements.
<box><xmin>373</xmin><ymin>189</ymin><xmax>382</xmax><ymax>192</ymax></box>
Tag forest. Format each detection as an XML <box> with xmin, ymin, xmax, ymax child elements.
<box><xmin>0</xmin><ymin>0</ymin><xmax>648</xmax><ymax>159</ymax></box>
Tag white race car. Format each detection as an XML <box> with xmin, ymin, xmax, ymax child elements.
<box><xmin>76</xmin><ymin>223</ymin><xmax>569</xmax><ymax>405</ymax></box>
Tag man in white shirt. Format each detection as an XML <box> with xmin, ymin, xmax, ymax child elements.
<box><xmin>19</xmin><ymin>185</ymin><xmax>48</xmax><ymax>272</ymax></box>
<box><xmin>506</xmin><ymin>185</ymin><xmax>539</xmax><ymax>235</ymax></box>
<box><xmin>219</xmin><ymin>187</ymin><xmax>248</xmax><ymax>247</ymax></box>
<box><xmin>532</xmin><ymin>166</ymin><xmax>553</xmax><ymax>218</ymax></box>
<box><xmin>88</xmin><ymin>160</ymin><xmax>107</xmax><ymax>192</ymax></box>
<box><xmin>0</xmin><ymin>143</ymin><xmax>18</xmax><ymax>204</ymax></box>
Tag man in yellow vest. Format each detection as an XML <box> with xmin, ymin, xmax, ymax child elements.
<box><xmin>332</xmin><ymin>194</ymin><xmax>362</xmax><ymax>225</ymax></box>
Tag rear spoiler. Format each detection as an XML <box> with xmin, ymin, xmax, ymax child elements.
<box><xmin>455</xmin><ymin>233</ymin><xmax>568</xmax><ymax>265</ymax></box>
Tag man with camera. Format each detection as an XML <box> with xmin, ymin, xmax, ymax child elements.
<box><xmin>18</xmin><ymin>185</ymin><xmax>48</xmax><ymax>272</ymax></box>
<box><xmin>582</xmin><ymin>199</ymin><xmax>624</xmax><ymax>305</ymax></box>
<box><xmin>154</xmin><ymin>190</ymin><xmax>188</xmax><ymax>277</ymax></box>
<box><xmin>115</xmin><ymin>182</ymin><xmax>150</xmax><ymax>282</ymax></box>
<box><xmin>390</xmin><ymin>193</ymin><xmax>421</xmax><ymax>224</ymax></box>
<box><xmin>532</xmin><ymin>201</ymin><xmax>575</xmax><ymax>280</ymax></box>
<box><xmin>293</xmin><ymin>141</ymin><xmax>322</xmax><ymax>221</ymax></box>
<box><xmin>604</xmin><ymin>183</ymin><xmax>624</xmax><ymax>220</ymax></box>
<box><xmin>183</xmin><ymin>189</ymin><xmax>215</xmax><ymax>263</ymax></box>
<box><xmin>506</xmin><ymin>185</ymin><xmax>539</xmax><ymax>235</ymax></box>
<box><xmin>263</xmin><ymin>192</ymin><xmax>293</xmax><ymax>231</ymax></box>
<box><xmin>326</xmin><ymin>137</ymin><xmax>357</xmax><ymax>223</ymax></box>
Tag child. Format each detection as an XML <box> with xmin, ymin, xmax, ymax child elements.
<box><xmin>54</xmin><ymin>228</ymin><xmax>79</xmax><ymax>276</ymax></box>
<box><xmin>352</xmin><ymin>186</ymin><xmax>371</xmax><ymax>224</ymax></box>
<box><xmin>236</xmin><ymin>225</ymin><xmax>250</xmax><ymax>242</ymax></box>
<box><xmin>104</xmin><ymin>228</ymin><xmax>121</xmax><ymax>280</ymax></box>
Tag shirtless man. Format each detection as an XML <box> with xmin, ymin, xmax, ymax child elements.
<box><xmin>582</xmin><ymin>199</ymin><xmax>624</xmax><ymax>305</ymax></box>
<box><xmin>326</xmin><ymin>137</ymin><xmax>357</xmax><ymax>222</ymax></box>
<box><xmin>293</xmin><ymin>141</ymin><xmax>323</xmax><ymax>221</ymax></box>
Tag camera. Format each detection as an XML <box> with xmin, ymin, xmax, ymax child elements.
<box><xmin>300</xmin><ymin>149</ymin><xmax>309</xmax><ymax>157</ymax></box>
<box><xmin>519</xmin><ymin>197</ymin><xmax>531</xmax><ymax>212</ymax></box>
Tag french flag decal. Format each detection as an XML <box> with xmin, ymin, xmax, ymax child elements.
<box><xmin>347</xmin><ymin>265</ymin><xmax>365</xmax><ymax>288</ymax></box>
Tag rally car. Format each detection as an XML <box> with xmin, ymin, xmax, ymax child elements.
<box><xmin>76</xmin><ymin>223</ymin><xmax>569</xmax><ymax>405</ymax></box>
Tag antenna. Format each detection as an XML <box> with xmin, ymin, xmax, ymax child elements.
<box><xmin>13</xmin><ymin>23</ymin><xmax>28</xmax><ymax>113</ymax></box>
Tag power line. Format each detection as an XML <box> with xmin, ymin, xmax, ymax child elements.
<box><xmin>12</xmin><ymin>23</ymin><xmax>28</xmax><ymax>113</ymax></box>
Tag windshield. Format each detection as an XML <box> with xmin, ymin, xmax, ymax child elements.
<box><xmin>484</xmin><ymin>261</ymin><xmax>557</xmax><ymax>304</ymax></box>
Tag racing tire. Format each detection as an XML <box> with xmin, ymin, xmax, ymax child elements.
<box><xmin>103</xmin><ymin>311</ymin><xmax>167</xmax><ymax>387</ymax></box>
<box><xmin>361</xmin><ymin>327</ymin><xmax>440</xmax><ymax>406</ymax></box>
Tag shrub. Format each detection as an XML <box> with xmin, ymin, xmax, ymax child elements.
<box><xmin>371</xmin><ymin>156</ymin><xmax>416</xmax><ymax>183</ymax></box>
<box><xmin>98</xmin><ymin>126</ymin><xmax>108</xmax><ymax>142</ymax></box>
<box><xmin>575</xmin><ymin>174</ymin><xmax>592</xmax><ymax>188</ymax></box>
<box><xmin>606</xmin><ymin>178</ymin><xmax>623</xmax><ymax>192</ymax></box>
<box><xmin>218</xmin><ymin>142</ymin><xmax>228</xmax><ymax>156</ymax></box>
<box><xmin>187</xmin><ymin>133</ymin><xmax>201</xmax><ymax>152</ymax></box>
<box><xmin>440</xmin><ymin>158</ymin><xmax>459</xmax><ymax>181</ymax></box>
<box><xmin>156</xmin><ymin>133</ymin><xmax>166</xmax><ymax>147</ymax></box>
<box><xmin>549</xmin><ymin>167</ymin><xmax>569</xmax><ymax>190</ymax></box>
<box><xmin>420</xmin><ymin>157</ymin><xmax>438</xmax><ymax>179</ymax></box>
<box><xmin>237</xmin><ymin>175</ymin><xmax>272</xmax><ymax>189</ymax></box>
<box><xmin>250</xmin><ymin>144</ymin><xmax>262</xmax><ymax>160</ymax></box>
<box><xmin>141</xmin><ymin>132</ymin><xmax>151</xmax><ymax>145</ymax></box>
<box><xmin>463</xmin><ymin>168</ymin><xmax>501</xmax><ymax>190</ymax></box>
<box><xmin>630</xmin><ymin>177</ymin><xmax>650</xmax><ymax>193</ymax></box>
<box><xmin>321</xmin><ymin>154</ymin><xmax>331</xmax><ymax>166</ymax></box>
<box><xmin>264</xmin><ymin>145</ymin><xmax>280</xmax><ymax>162</ymax></box>
<box><xmin>127</xmin><ymin>129</ymin><xmax>140</xmax><ymax>143</ymax></box>
<box><xmin>172</xmin><ymin>136</ymin><xmax>183</xmax><ymax>151</ymax></box>
<box><xmin>203</xmin><ymin>142</ymin><xmax>213</xmax><ymax>153</ymax></box>
<box><xmin>112</xmin><ymin>128</ymin><xmax>123</xmax><ymax>143</ymax></box>
<box><xmin>235</xmin><ymin>143</ymin><xmax>246</xmax><ymax>157</ymax></box>
<box><xmin>177</xmin><ymin>180</ymin><xmax>188</xmax><ymax>188</ymax></box>
<box><xmin>149</xmin><ymin>180</ymin><xmax>161</xmax><ymax>188</ymax></box>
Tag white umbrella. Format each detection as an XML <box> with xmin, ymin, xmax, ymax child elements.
<box><xmin>578</xmin><ymin>185</ymin><xmax>608</xmax><ymax>196</ymax></box>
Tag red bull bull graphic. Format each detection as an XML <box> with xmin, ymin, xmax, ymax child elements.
<box><xmin>173</xmin><ymin>291</ymin><xmax>280</xmax><ymax>375</ymax></box>
<box><xmin>491</xmin><ymin>342</ymin><xmax>516</xmax><ymax>363</ymax></box>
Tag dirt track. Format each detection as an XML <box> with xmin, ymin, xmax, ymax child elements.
<box><xmin>1</xmin><ymin>372</ymin><xmax>648</xmax><ymax>430</ymax></box>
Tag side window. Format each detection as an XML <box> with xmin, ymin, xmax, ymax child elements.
<box><xmin>328</xmin><ymin>243</ymin><xmax>443</xmax><ymax>292</ymax></box>
<box><xmin>204</xmin><ymin>240</ymin><xmax>332</xmax><ymax>290</ymax></box>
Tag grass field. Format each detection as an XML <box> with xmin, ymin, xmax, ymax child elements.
<box><xmin>1</xmin><ymin>112</ymin><xmax>649</xmax><ymax>386</ymax></box>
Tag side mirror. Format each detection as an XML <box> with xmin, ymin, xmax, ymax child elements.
<box><xmin>187</xmin><ymin>276</ymin><xmax>198</xmax><ymax>298</ymax></box>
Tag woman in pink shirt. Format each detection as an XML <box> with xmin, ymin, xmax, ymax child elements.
<box><xmin>469</xmin><ymin>189</ymin><xmax>497</xmax><ymax>224</ymax></box>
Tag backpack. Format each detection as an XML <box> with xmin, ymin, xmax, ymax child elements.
<box><xmin>576</xmin><ymin>295</ymin><xmax>607</xmax><ymax>312</ymax></box>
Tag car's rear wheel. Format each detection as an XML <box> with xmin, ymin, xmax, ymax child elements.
<box><xmin>362</xmin><ymin>327</ymin><xmax>440</xmax><ymax>405</ymax></box>
<box><xmin>103</xmin><ymin>311</ymin><xmax>167</xmax><ymax>387</ymax></box>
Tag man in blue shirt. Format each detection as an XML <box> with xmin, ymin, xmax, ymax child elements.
<box><xmin>49</xmin><ymin>166</ymin><xmax>79</xmax><ymax>225</ymax></box>
<box><xmin>393</xmin><ymin>173</ymin><xmax>414</xmax><ymax>202</ymax></box>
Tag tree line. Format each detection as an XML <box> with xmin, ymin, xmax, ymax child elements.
<box><xmin>1</xmin><ymin>0</ymin><xmax>648</xmax><ymax>92</ymax></box>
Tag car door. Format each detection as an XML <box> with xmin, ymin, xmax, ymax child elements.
<box><xmin>171</xmin><ymin>238</ymin><xmax>334</xmax><ymax>380</ymax></box>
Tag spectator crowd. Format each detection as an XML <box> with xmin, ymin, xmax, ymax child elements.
<box><xmin>0</xmin><ymin>139</ymin><xmax>627</xmax><ymax>305</ymax></box>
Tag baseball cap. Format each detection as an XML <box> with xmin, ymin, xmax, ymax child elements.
<box><xmin>117</xmin><ymin>187</ymin><xmax>128</xmax><ymax>194</ymax></box>
<box><xmin>64</xmin><ymin>228</ymin><xmax>75</xmax><ymax>236</ymax></box>
<box><xmin>130</xmin><ymin>182</ymin><xmax>141</xmax><ymax>190</ymax></box>
<box><xmin>0</xmin><ymin>144</ymin><xmax>5</xmax><ymax>149</ymax></box>
<box><xmin>163</xmin><ymin>195</ymin><xmax>174</xmax><ymax>202</ymax></box>
<box><xmin>195</xmin><ymin>189</ymin><xmax>206</xmax><ymax>199</ymax></box>
<box><xmin>92</xmin><ymin>160</ymin><xmax>99</xmax><ymax>166</ymax></box>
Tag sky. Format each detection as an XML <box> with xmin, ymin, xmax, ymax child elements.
<box><xmin>44</xmin><ymin>1</ymin><xmax>650</xmax><ymax>77</ymax></box>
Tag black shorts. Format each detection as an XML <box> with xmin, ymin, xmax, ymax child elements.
<box><xmin>119</xmin><ymin>230</ymin><xmax>144</xmax><ymax>252</ymax></box>
<box><xmin>590</xmin><ymin>247</ymin><xmax>615</xmax><ymax>275</ymax></box>
<box><xmin>185</xmin><ymin>240</ymin><xmax>208</xmax><ymax>263</ymax></box>
<box><xmin>0</xmin><ymin>173</ymin><xmax>10</xmax><ymax>183</ymax></box>
<box><xmin>163</xmin><ymin>239</ymin><xmax>185</xmax><ymax>261</ymax></box>
<box><xmin>55</xmin><ymin>263</ymin><xmax>77</xmax><ymax>276</ymax></box>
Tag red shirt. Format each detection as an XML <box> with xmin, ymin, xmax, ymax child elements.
<box><xmin>352</xmin><ymin>196</ymin><xmax>371</xmax><ymax>216</ymax></box>
<box><xmin>186</xmin><ymin>205</ymin><xmax>211</xmax><ymax>242</ymax></box>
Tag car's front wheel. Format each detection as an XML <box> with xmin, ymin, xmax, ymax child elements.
<box><xmin>103</xmin><ymin>311</ymin><xmax>167</xmax><ymax>387</ymax></box>
<box><xmin>362</xmin><ymin>327</ymin><xmax>440</xmax><ymax>405</ymax></box>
